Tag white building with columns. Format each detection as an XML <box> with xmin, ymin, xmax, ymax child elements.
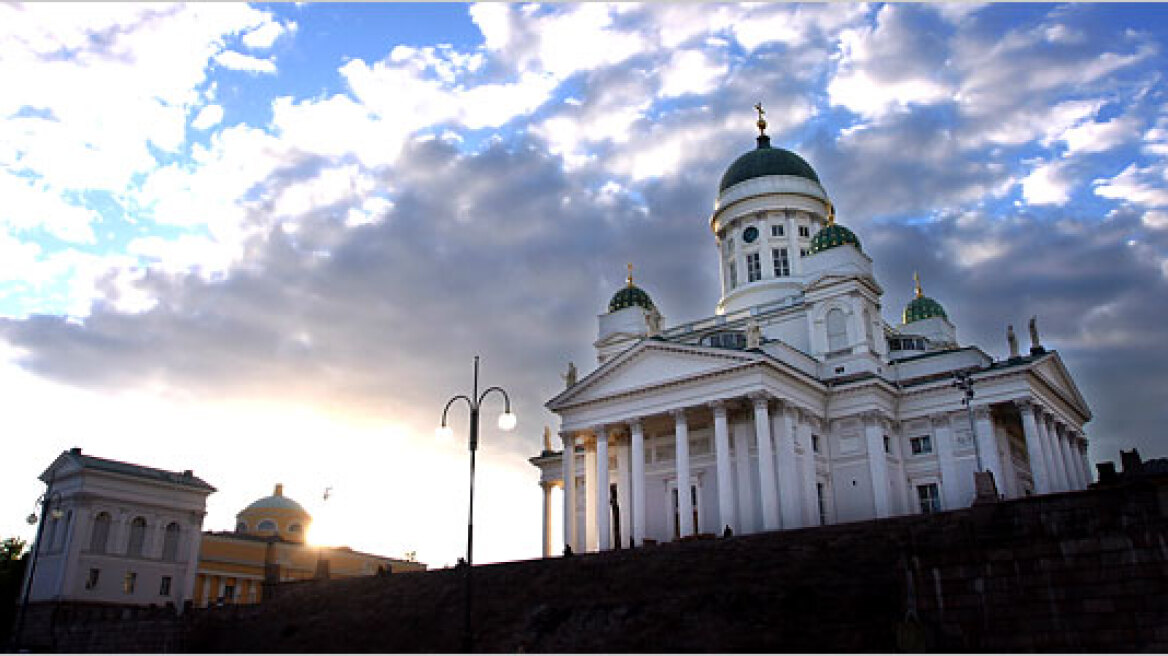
<box><xmin>22</xmin><ymin>448</ymin><xmax>214</xmax><ymax>610</ymax></box>
<box><xmin>530</xmin><ymin>114</ymin><xmax>1094</xmax><ymax>556</ymax></box>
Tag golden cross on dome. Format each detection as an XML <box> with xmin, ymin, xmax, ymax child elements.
<box><xmin>627</xmin><ymin>262</ymin><xmax>634</xmax><ymax>287</ymax></box>
<box><xmin>914</xmin><ymin>271</ymin><xmax>923</xmax><ymax>298</ymax></box>
<box><xmin>754</xmin><ymin>102</ymin><xmax>768</xmax><ymax>136</ymax></box>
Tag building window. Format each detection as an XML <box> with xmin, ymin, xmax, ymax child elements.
<box><xmin>127</xmin><ymin>517</ymin><xmax>147</xmax><ymax>557</ymax></box>
<box><xmin>162</xmin><ymin>522</ymin><xmax>181</xmax><ymax>561</ymax></box>
<box><xmin>257</xmin><ymin>520</ymin><xmax>277</xmax><ymax>531</ymax></box>
<box><xmin>811</xmin><ymin>434</ymin><xmax>821</xmax><ymax>453</ymax></box>
<box><xmin>289</xmin><ymin>524</ymin><xmax>302</xmax><ymax>534</ymax></box>
<box><xmin>746</xmin><ymin>253</ymin><xmax>761</xmax><ymax>282</ymax></box>
<box><xmin>671</xmin><ymin>485</ymin><xmax>700</xmax><ymax>539</ymax></box>
<box><xmin>90</xmin><ymin>512</ymin><xmax>111</xmax><ymax>553</ymax></box>
<box><xmin>772</xmin><ymin>248</ymin><xmax>790</xmax><ymax>277</ymax></box>
<box><xmin>917</xmin><ymin>484</ymin><xmax>941</xmax><ymax>514</ymax></box>
<box><xmin>883</xmin><ymin>435</ymin><xmax>891</xmax><ymax>453</ymax></box>
<box><xmin>85</xmin><ymin>568</ymin><xmax>100</xmax><ymax>590</ymax></box>
<box><xmin>123</xmin><ymin>572</ymin><xmax>137</xmax><ymax>594</ymax></box>
<box><xmin>159</xmin><ymin>576</ymin><xmax>172</xmax><ymax>597</ymax></box>
<box><xmin>798</xmin><ymin>225</ymin><xmax>811</xmax><ymax>238</ymax></box>
<box><xmin>800</xmin><ymin>248</ymin><xmax>810</xmax><ymax>257</ymax></box>
<box><xmin>826</xmin><ymin>308</ymin><xmax>848</xmax><ymax>352</ymax></box>
<box><xmin>224</xmin><ymin>584</ymin><xmax>236</xmax><ymax>602</ymax></box>
<box><xmin>771</xmin><ymin>224</ymin><xmax>784</xmax><ymax>237</ymax></box>
<box><xmin>728</xmin><ymin>262</ymin><xmax>737</xmax><ymax>288</ymax></box>
<box><xmin>235</xmin><ymin>521</ymin><xmax>248</xmax><ymax>533</ymax></box>
<box><xmin>816</xmin><ymin>482</ymin><xmax>828</xmax><ymax>526</ymax></box>
<box><xmin>910</xmin><ymin>435</ymin><xmax>933</xmax><ymax>456</ymax></box>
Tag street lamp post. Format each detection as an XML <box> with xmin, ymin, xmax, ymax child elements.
<box><xmin>438</xmin><ymin>356</ymin><xmax>516</xmax><ymax>652</ymax></box>
<box><xmin>953</xmin><ymin>370</ymin><xmax>984</xmax><ymax>472</ymax></box>
<box><xmin>13</xmin><ymin>477</ymin><xmax>63</xmax><ymax>651</ymax></box>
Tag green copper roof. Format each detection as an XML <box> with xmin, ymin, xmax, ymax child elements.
<box><xmin>809</xmin><ymin>223</ymin><xmax>862</xmax><ymax>254</ymax></box>
<box><xmin>719</xmin><ymin>135</ymin><xmax>821</xmax><ymax>193</ymax></box>
<box><xmin>609</xmin><ymin>284</ymin><xmax>655</xmax><ymax>313</ymax></box>
<box><xmin>903</xmin><ymin>295</ymin><xmax>948</xmax><ymax>323</ymax></box>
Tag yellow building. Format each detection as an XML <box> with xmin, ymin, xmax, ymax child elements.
<box><xmin>193</xmin><ymin>484</ymin><xmax>424</xmax><ymax>607</ymax></box>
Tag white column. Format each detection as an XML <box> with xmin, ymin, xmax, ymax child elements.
<box><xmin>673</xmin><ymin>410</ymin><xmax>694</xmax><ymax>538</ymax></box>
<box><xmin>753</xmin><ymin>395</ymin><xmax>780</xmax><ymax>530</ymax></box>
<box><xmin>711</xmin><ymin>401</ymin><xmax>736</xmax><ymax>534</ymax></box>
<box><xmin>584</xmin><ymin>439</ymin><xmax>597</xmax><ymax>551</ymax></box>
<box><xmin>1035</xmin><ymin>410</ymin><xmax>1060</xmax><ymax>493</ymax></box>
<box><xmin>614</xmin><ymin>434</ymin><xmax>630</xmax><ymax>548</ymax></box>
<box><xmin>796</xmin><ymin>413</ymin><xmax>819</xmax><ymax>526</ymax></box>
<box><xmin>630</xmin><ymin>419</ymin><xmax>646</xmax><ymax>547</ymax></box>
<box><xmin>864</xmin><ymin>413</ymin><xmax>891</xmax><ymax>518</ymax></box>
<box><xmin>1017</xmin><ymin>401</ymin><xmax>1051</xmax><ymax>494</ymax></box>
<box><xmin>732</xmin><ymin>419</ymin><xmax>755</xmax><ymax>533</ymax></box>
<box><xmin>1044</xmin><ymin>413</ymin><xmax>1069</xmax><ymax>492</ymax></box>
<box><xmin>540</xmin><ymin>481</ymin><xmax>552</xmax><ymax>558</ymax></box>
<box><xmin>973</xmin><ymin>406</ymin><xmax>1004</xmax><ymax>495</ymax></box>
<box><xmin>1069</xmin><ymin>430</ymin><xmax>1087</xmax><ymax>489</ymax></box>
<box><xmin>561</xmin><ymin>433</ymin><xmax>577</xmax><ymax>553</ymax></box>
<box><xmin>1069</xmin><ymin>434</ymin><xmax>1088</xmax><ymax>485</ymax></box>
<box><xmin>932</xmin><ymin>414</ymin><xmax>962</xmax><ymax>508</ymax></box>
<box><xmin>595</xmin><ymin>427</ymin><xmax>610</xmax><ymax>551</ymax></box>
<box><xmin>1056</xmin><ymin>423</ymin><xmax>1079</xmax><ymax>490</ymax></box>
<box><xmin>774</xmin><ymin>404</ymin><xmax>802</xmax><ymax>529</ymax></box>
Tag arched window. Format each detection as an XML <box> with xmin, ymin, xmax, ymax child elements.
<box><xmin>235</xmin><ymin>521</ymin><xmax>248</xmax><ymax>533</ymax></box>
<box><xmin>127</xmin><ymin>517</ymin><xmax>147</xmax><ymax>557</ymax></box>
<box><xmin>162</xmin><ymin>522</ymin><xmax>181</xmax><ymax>561</ymax></box>
<box><xmin>257</xmin><ymin>520</ymin><xmax>277</xmax><ymax>531</ymax></box>
<box><xmin>90</xmin><ymin>512</ymin><xmax>111</xmax><ymax>553</ymax></box>
<box><xmin>288</xmin><ymin>523</ymin><xmax>302</xmax><ymax>534</ymax></box>
<box><xmin>826</xmin><ymin>308</ymin><xmax>848</xmax><ymax>352</ymax></box>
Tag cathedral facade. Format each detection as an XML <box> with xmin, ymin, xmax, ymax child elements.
<box><xmin>530</xmin><ymin>113</ymin><xmax>1093</xmax><ymax>555</ymax></box>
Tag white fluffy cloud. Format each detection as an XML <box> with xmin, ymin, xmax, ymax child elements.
<box><xmin>1021</xmin><ymin>159</ymin><xmax>1074</xmax><ymax>206</ymax></box>
<box><xmin>214</xmin><ymin>50</ymin><xmax>277</xmax><ymax>74</ymax></box>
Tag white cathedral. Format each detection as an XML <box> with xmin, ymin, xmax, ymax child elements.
<box><xmin>529</xmin><ymin>110</ymin><xmax>1093</xmax><ymax>556</ymax></box>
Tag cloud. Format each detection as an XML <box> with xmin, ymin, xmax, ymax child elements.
<box><xmin>1021</xmin><ymin>159</ymin><xmax>1073</xmax><ymax>206</ymax></box>
<box><xmin>190</xmin><ymin>104</ymin><xmax>224</xmax><ymax>130</ymax></box>
<box><xmin>214</xmin><ymin>50</ymin><xmax>277</xmax><ymax>74</ymax></box>
<box><xmin>1094</xmin><ymin>163</ymin><xmax>1168</xmax><ymax>207</ymax></box>
<box><xmin>241</xmin><ymin>19</ymin><xmax>295</xmax><ymax>49</ymax></box>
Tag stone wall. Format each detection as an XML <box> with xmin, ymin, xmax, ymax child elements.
<box><xmin>24</xmin><ymin>478</ymin><xmax>1168</xmax><ymax>652</ymax></box>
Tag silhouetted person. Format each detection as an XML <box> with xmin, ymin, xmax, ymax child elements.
<box><xmin>562</xmin><ymin>544</ymin><xmax>574</xmax><ymax>557</ymax></box>
<box><xmin>722</xmin><ymin>525</ymin><xmax>734</xmax><ymax>538</ymax></box>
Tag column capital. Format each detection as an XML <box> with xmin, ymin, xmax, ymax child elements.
<box><xmin>972</xmin><ymin>405</ymin><xmax>992</xmax><ymax>421</ymax></box>
<box><xmin>560</xmin><ymin>432</ymin><xmax>576</xmax><ymax>448</ymax></box>
<box><xmin>626</xmin><ymin>417</ymin><xmax>644</xmax><ymax>431</ymax></box>
<box><xmin>708</xmin><ymin>400</ymin><xmax>728</xmax><ymax>416</ymax></box>
<box><xmin>930</xmin><ymin>413</ymin><xmax>951</xmax><ymax>427</ymax></box>
<box><xmin>1013</xmin><ymin>398</ymin><xmax>1039</xmax><ymax>414</ymax></box>
<box><xmin>860</xmin><ymin>410</ymin><xmax>885</xmax><ymax>425</ymax></box>
<box><xmin>749</xmin><ymin>393</ymin><xmax>770</xmax><ymax>408</ymax></box>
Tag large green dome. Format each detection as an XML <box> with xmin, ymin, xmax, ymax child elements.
<box><xmin>609</xmin><ymin>284</ymin><xmax>655</xmax><ymax>313</ymax></box>
<box><xmin>809</xmin><ymin>223</ymin><xmax>862</xmax><ymax>254</ymax></box>
<box><xmin>719</xmin><ymin>135</ymin><xmax>821</xmax><ymax>193</ymax></box>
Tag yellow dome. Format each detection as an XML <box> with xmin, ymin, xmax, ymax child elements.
<box><xmin>235</xmin><ymin>483</ymin><xmax>312</xmax><ymax>543</ymax></box>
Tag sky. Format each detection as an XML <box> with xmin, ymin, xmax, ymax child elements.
<box><xmin>2</xmin><ymin>3</ymin><xmax>1167</xmax><ymax>568</ymax></box>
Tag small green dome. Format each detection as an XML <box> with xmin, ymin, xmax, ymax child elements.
<box><xmin>809</xmin><ymin>223</ymin><xmax>862</xmax><ymax>254</ymax></box>
<box><xmin>609</xmin><ymin>284</ymin><xmax>655</xmax><ymax>313</ymax></box>
<box><xmin>903</xmin><ymin>296</ymin><xmax>948</xmax><ymax>324</ymax></box>
<box><xmin>719</xmin><ymin>135</ymin><xmax>821</xmax><ymax>193</ymax></box>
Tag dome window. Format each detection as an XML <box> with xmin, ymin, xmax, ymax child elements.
<box><xmin>743</xmin><ymin>226</ymin><xmax>759</xmax><ymax>243</ymax></box>
<box><xmin>288</xmin><ymin>523</ymin><xmax>302</xmax><ymax>533</ymax></box>
<box><xmin>257</xmin><ymin>520</ymin><xmax>277</xmax><ymax>531</ymax></box>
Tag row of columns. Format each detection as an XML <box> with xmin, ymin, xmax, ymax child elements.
<box><xmin>1017</xmin><ymin>399</ymin><xmax>1090</xmax><ymax>493</ymax></box>
<box><xmin>560</xmin><ymin>394</ymin><xmax>822</xmax><ymax>553</ymax></box>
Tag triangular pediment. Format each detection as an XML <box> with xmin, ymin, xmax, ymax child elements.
<box><xmin>549</xmin><ymin>340</ymin><xmax>761</xmax><ymax>410</ymax></box>
<box><xmin>1032</xmin><ymin>352</ymin><xmax>1092</xmax><ymax>420</ymax></box>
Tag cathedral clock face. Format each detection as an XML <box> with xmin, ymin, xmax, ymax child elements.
<box><xmin>742</xmin><ymin>226</ymin><xmax>759</xmax><ymax>243</ymax></box>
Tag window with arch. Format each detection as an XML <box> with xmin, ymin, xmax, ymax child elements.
<box><xmin>288</xmin><ymin>523</ymin><xmax>302</xmax><ymax>534</ymax></box>
<box><xmin>257</xmin><ymin>519</ymin><xmax>277</xmax><ymax>531</ymax></box>
<box><xmin>127</xmin><ymin>517</ymin><xmax>147</xmax><ymax>557</ymax></box>
<box><xmin>90</xmin><ymin>512</ymin><xmax>111</xmax><ymax>553</ymax></box>
<box><xmin>162</xmin><ymin>522</ymin><xmax>181</xmax><ymax>561</ymax></box>
<box><xmin>826</xmin><ymin>308</ymin><xmax>848</xmax><ymax>352</ymax></box>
